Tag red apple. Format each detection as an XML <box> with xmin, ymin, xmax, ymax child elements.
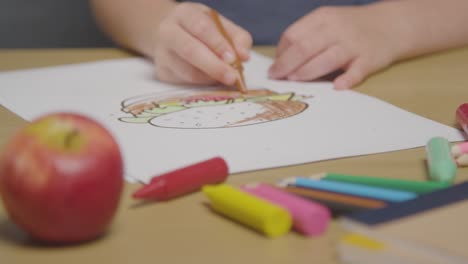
<box><xmin>0</xmin><ymin>112</ymin><xmax>123</xmax><ymax>243</ymax></box>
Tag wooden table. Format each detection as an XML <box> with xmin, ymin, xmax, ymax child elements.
<box><xmin>1</xmin><ymin>47</ymin><xmax>467</xmax><ymax>264</ymax></box>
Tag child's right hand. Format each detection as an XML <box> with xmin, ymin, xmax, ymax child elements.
<box><xmin>152</xmin><ymin>2</ymin><xmax>252</xmax><ymax>86</ymax></box>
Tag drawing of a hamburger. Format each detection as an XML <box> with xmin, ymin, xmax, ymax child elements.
<box><xmin>119</xmin><ymin>89</ymin><xmax>310</xmax><ymax>129</ymax></box>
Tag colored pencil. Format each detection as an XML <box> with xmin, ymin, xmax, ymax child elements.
<box><xmin>210</xmin><ymin>9</ymin><xmax>247</xmax><ymax>93</ymax></box>
<box><xmin>280</xmin><ymin>177</ymin><xmax>417</xmax><ymax>202</ymax></box>
<box><xmin>282</xmin><ymin>185</ymin><xmax>387</xmax><ymax>211</ymax></box>
<box><xmin>311</xmin><ymin>172</ymin><xmax>450</xmax><ymax>194</ymax></box>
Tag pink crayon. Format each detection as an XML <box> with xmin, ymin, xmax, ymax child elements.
<box><xmin>452</xmin><ymin>142</ymin><xmax>468</xmax><ymax>158</ymax></box>
<box><xmin>241</xmin><ymin>183</ymin><xmax>331</xmax><ymax>237</ymax></box>
<box><xmin>456</xmin><ymin>154</ymin><xmax>468</xmax><ymax>167</ymax></box>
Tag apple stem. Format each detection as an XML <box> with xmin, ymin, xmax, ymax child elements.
<box><xmin>64</xmin><ymin>129</ymin><xmax>79</xmax><ymax>149</ymax></box>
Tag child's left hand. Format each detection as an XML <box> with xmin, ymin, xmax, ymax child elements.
<box><xmin>268</xmin><ymin>4</ymin><xmax>405</xmax><ymax>89</ymax></box>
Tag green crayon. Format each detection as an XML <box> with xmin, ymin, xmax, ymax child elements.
<box><xmin>319</xmin><ymin>173</ymin><xmax>450</xmax><ymax>194</ymax></box>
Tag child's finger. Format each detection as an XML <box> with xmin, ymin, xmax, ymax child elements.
<box><xmin>269</xmin><ymin>36</ymin><xmax>329</xmax><ymax>79</ymax></box>
<box><xmin>334</xmin><ymin>58</ymin><xmax>370</xmax><ymax>90</ymax></box>
<box><xmin>179</xmin><ymin>11</ymin><xmax>237</xmax><ymax>64</ymax></box>
<box><xmin>166</xmin><ymin>50</ymin><xmax>218</xmax><ymax>85</ymax></box>
<box><xmin>155</xmin><ymin>65</ymin><xmax>181</xmax><ymax>84</ymax></box>
<box><xmin>221</xmin><ymin>16</ymin><xmax>253</xmax><ymax>60</ymax></box>
<box><xmin>275</xmin><ymin>24</ymin><xmax>302</xmax><ymax>59</ymax></box>
<box><xmin>170</xmin><ymin>26</ymin><xmax>238</xmax><ymax>86</ymax></box>
<box><xmin>286</xmin><ymin>45</ymin><xmax>351</xmax><ymax>81</ymax></box>
<box><xmin>275</xmin><ymin>11</ymin><xmax>322</xmax><ymax>59</ymax></box>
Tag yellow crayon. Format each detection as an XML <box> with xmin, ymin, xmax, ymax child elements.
<box><xmin>202</xmin><ymin>184</ymin><xmax>292</xmax><ymax>238</ymax></box>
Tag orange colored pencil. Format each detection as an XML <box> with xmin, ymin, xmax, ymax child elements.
<box><xmin>283</xmin><ymin>186</ymin><xmax>387</xmax><ymax>209</ymax></box>
<box><xmin>210</xmin><ymin>9</ymin><xmax>248</xmax><ymax>93</ymax></box>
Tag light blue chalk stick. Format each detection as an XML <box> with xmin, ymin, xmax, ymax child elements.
<box><xmin>292</xmin><ymin>177</ymin><xmax>417</xmax><ymax>202</ymax></box>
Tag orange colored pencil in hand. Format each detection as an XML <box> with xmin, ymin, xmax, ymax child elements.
<box><xmin>210</xmin><ymin>9</ymin><xmax>248</xmax><ymax>93</ymax></box>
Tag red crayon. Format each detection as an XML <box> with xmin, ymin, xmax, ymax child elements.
<box><xmin>456</xmin><ymin>103</ymin><xmax>468</xmax><ymax>135</ymax></box>
<box><xmin>132</xmin><ymin>157</ymin><xmax>229</xmax><ymax>200</ymax></box>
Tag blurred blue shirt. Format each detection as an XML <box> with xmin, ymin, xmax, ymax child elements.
<box><xmin>187</xmin><ymin>0</ymin><xmax>379</xmax><ymax>45</ymax></box>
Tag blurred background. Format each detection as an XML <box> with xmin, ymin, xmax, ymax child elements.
<box><xmin>0</xmin><ymin>0</ymin><xmax>112</xmax><ymax>48</ymax></box>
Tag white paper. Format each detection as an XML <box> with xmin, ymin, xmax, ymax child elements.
<box><xmin>0</xmin><ymin>52</ymin><xmax>464</xmax><ymax>183</ymax></box>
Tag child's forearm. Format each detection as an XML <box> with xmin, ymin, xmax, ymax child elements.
<box><xmin>375</xmin><ymin>0</ymin><xmax>468</xmax><ymax>60</ymax></box>
<box><xmin>90</xmin><ymin>0</ymin><xmax>177</xmax><ymax>57</ymax></box>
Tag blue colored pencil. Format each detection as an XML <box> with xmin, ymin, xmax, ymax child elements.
<box><xmin>280</xmin><ymin>177</ymin><xmax>417</xmax><ymax>202</ymax></box>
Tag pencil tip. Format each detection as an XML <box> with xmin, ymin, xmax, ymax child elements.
<box><xmin>132</xmin><ymin>182</ymin><xmax>165</xmax><ymax>200</ymax></box>
<box><xmin>236</xmin><ymin>74</ymin><xmax>248</xmax><ymax>94</ymax></box>
<box><xmin>277</xmin><ymin>177</ymin><xmax>295</xmax><ymax>187</ymax></box>
<box><xmin>309</xmin><ymin>172</ymin><xmax>327</xmax><ymax>180</ymax></box>
<box><xmin>132</xmin><ymin>188</ymin><xmax>146</xmax><ymax>199</ymax></box>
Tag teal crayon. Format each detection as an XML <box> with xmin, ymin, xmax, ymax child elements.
<box><xmin>280</xmin><ymin>177</ymin><xmax>417</xmax><ymax>202</ymax></box>
<box><xmin>426</xmin><ymin>137</ymin><xmax>457</xmax><ymax>183</ymax></box>
<box><xmin>313</xmin><ymin>172</ymin><xmax>450</xmax><ymax>194</ymax></box>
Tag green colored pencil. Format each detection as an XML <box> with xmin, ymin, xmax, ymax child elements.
<box><xmin>312</xmin><ymin>173</ymin><xmax>450</xmax><ymax>194</ymax></box>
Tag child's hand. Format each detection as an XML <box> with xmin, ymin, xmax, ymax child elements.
<box><xmin>153</xmin><ymin>2</ymin><xmax>252</xmax><ymax>85</ymax></box>
<box><xmin>269</xmin><ymin>5</ymin><xmax>403</xmax><ymax>89</ymax></box>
